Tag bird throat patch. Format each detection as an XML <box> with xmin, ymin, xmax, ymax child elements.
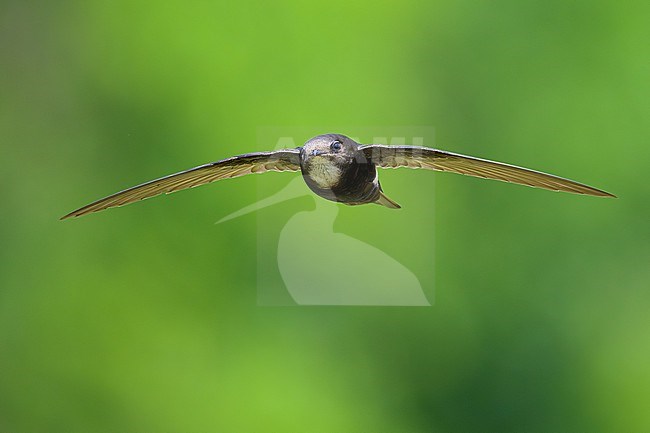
<box><xmin>307</xmin><ymin>157</ymin><xmax>342</xmax><ymax>189</ymax></box>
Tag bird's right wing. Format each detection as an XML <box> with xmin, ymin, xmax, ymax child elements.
<box><xmin>62</xmin><ymin>149</ymin><xmax>302</xmax><ymax>219</ymax></box>
<box><xmin>361</xmin><ymin>145</ymin><xmax>614</xmax><ymax>197</ymax></box>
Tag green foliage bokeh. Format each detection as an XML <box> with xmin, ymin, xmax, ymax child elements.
<box><xmin>1</xmin><ymin>0</ymin><xmax>648</xmax><ymax>431</ymax></box>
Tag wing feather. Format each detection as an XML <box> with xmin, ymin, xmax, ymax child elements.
<box><xmin>361</xmin><ymin>145</ymin><xmax>614</xmax><ymax>197</ymax></box>
<box><xmin>62</xmin><ymin>149</ymin><xmax>302</xmax><ymax>219</ymax></box>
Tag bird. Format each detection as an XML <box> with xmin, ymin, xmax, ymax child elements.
<box><xmin>61</xmin><ymin>133</ymin><xmax>615</xmax><ymax>219</ymax></box>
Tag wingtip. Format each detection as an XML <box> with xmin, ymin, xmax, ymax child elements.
<box><xmin>60</xmin><ymin>211</ymin><xmax>79</xmax><ymax>220</ymax></box>
<box><xmin>590</xmin><ymin>188</ymin><xmax>617</xmax><ymax>198</ymax></box>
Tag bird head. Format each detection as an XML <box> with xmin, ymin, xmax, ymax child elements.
<box><xmin>300</xmin><ymin>134</ymin><xmax>358</xmax><ymax>165</ymax></box>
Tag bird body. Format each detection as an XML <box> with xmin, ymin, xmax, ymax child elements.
<box><xmin>62</xmin><ymin>133</ymin><xmax>614</xmax><ymax>219</ymax></box>
<box><xmin>300</xmin><ymin>135</ymin><xmax>383</xmax><ymax>207</ymax></box>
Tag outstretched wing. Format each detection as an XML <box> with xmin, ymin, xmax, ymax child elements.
<box><xmin>62</xmin><ymin>149</ymin><xmax>302</xmax><ymax>219</ymax></box>
<box><xmin>361</xmin><ymin>145</ymin><xmax>614</xmax><ymax>197</ymax></box>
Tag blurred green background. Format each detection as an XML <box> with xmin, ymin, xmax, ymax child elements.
<box><xmin>1</xmin><ymin>0</ymin><xmax>648</xmax><ymax>431</ymax></box>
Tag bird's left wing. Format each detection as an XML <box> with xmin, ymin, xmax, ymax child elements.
<box><xmin>361</xmin><ymin>145</ymin><xmax>614</xmax><ymax>197</ymax></box>
<box><xmin>62</xmin><ymin>149</ymin><xmax>302</xmax><ymax>219</ymax></box>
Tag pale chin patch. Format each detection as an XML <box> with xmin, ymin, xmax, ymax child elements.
<box><xmin>308</xmin><ymin>156</ymin><xmax>342</xmax><ymax>188</ymax></box>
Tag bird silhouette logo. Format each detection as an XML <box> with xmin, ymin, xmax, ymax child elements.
<box><xmin>217</xmin><ymin>176</ymin><xmax>430</xmax><ymax>306</ymax></box>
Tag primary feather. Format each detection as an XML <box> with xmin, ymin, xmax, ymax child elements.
<box><xmin>61</xmin><ymin>150</ymin><xmax>301</xmax><ymax>219</ymax></box>
<box><xmin>361</xmin><ymin>145</ymin><xmax>615</xmax><ymax>197</ymax></box>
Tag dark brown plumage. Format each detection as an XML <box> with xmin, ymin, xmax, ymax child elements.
<box><xmin>61</xmin><ymin>133</ymin><xmax>614</xmax><ymax>219</ymax></box>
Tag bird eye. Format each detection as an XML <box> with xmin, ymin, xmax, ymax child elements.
<box><xmin>330</xmin><ymin>140</ymin><xmax>342</xmax><ymax>152</ymax></box>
